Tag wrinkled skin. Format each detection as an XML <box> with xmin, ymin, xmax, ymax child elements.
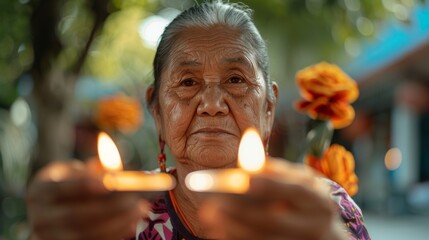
<box><xmin>149</xmin><ymin>25</ymin><xmax>276</xmax><ymax>170</ymax></box>
<box><xmin>26</xmin><ymin>25</ymin><xmax>346</xmax><ymax>240</ymax></box>
<box><xmin>148</xmin><ymin>26</ymin><xmax>346</xmax><ymax>240</ymax></box>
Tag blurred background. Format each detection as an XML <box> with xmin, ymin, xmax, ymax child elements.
<box><xmin>1</xmin><ymin>0</ymin><xmax>428</xmax><ymax>239</ymax></box>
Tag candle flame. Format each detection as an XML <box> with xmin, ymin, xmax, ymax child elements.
<box><xmin>98</xmin><ymin>132</ymin><xmax>123</xmax><ymax>171</ymax></box>
<box><xmin>238</xmin><ymin>128</ymin><xmax>265</xmax><ymax>173</ymax></box>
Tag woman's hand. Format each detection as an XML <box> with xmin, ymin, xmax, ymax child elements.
<box><xmin>27</xmin><ymin>161</ymin><xmax>149</xmax><ymax>240</ymax></box>
<box><xmin>199</xmin><ymin>158</ymin><xmax>347</xmax><ymax>240</ymax></box>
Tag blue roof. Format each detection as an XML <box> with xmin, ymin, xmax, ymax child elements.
<box><xmin>75</xmin><ymin>76</ymin><xmax>121</xmax><ymax>100</ymax></box>
<box><xmin>345</xmin><ymin>2</ymin><xmax>429</xmax><ymax>80</ymax></box>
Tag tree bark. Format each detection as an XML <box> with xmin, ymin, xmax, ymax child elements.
<box><xmin>29</xmin><ymin>0</ymin><xmax>109</xmax><ymax>177</ymax></box>
<box><xmin>31</xmin><ymin>70</ymin><xmax>77</xmax><ymax>175</ymax></box>
<box><xmin>30</xmin><ymin>0</ymin><xmax>73</xmax><ymax>175</ymax></box>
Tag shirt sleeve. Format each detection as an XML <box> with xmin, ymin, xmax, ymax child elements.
<box><xmin>325</xmin><ymin>179</ymin><xmax>372</xmax><ymax>240</ymax></box>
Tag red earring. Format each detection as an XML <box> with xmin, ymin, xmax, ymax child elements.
<box><xmin>158</xmin><ymin>136</ymin><xmax>167</xmax><ymax>173</ymax></box>
<box><xmin>264</xmin><ymin>137</ymin><xmax>270</xmax><ymax>156</ymax></box>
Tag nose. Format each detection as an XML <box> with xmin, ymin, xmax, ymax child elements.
<box><xmin>197</xmin><ymin>83</ymin><xmax>229</xmax><ymax>116</ymax></box>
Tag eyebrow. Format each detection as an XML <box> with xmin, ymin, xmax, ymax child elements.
<box><xmin>223</xmin><ymin>56</ymin><xmax>253</xmax><ymax>69</ymax></box>
<box><xmin>179</xmin><ymin>59</ymin><xmax>201</xmax><ymax>67</ymax></box>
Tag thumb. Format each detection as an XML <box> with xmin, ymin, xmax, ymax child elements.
<box><xmin>198</xmin><ymin>197</ymin><xmax>226</xmax><ymax>239</ymax></box>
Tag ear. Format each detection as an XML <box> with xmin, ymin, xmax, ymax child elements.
<box><xmin>263</xmin><ymin>82</ymin><xmax>279</xmax><ymax>143</ymax></box>
<box><xmin>146</xmin><ymin>85</ymin><xmax>163</xmax><ymax>136</ymax></box>
<box><xmin>266</xmin><ymin>81</ymin><xmax>279</xmax><ymax>125</ymax></box>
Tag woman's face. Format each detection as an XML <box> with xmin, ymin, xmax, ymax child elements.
<box><xmin>151</xmin><ymin>25</ymin><xmax>277</xmax><ymax>170</ymax></box>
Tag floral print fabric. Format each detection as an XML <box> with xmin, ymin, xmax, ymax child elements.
<box><xmin>326</xmin><ymin>179</ymin><xmax>371</xmax><ymax>239</ymax></box>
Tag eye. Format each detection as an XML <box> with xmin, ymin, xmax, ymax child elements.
<box><xmin>227</xmin><ymin>76</ymin><xmax>244</xmax><ymax>84</ymax></box>
<box><xmin>181</xmin><ymin>78</ymin><xmax>197</xmax><ymax>87</ymax></box>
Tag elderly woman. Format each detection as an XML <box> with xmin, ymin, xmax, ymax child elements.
<box><xmin>27</xmin><ymin>1</ymin><xmax>370</xmax><ymax>240</ymax></box>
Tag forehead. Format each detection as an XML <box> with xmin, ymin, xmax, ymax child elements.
<box><xmin>167</xmin><ymin>25</ymin><xmax>257</xmax><ymax>68</ymax></box>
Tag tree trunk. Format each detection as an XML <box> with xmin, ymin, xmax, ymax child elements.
<box><xmin>29</xmin><ymin>0</ymin><xmax>71</xmax><ymax>176</ymax></box>
<box><xmin>31</xmin><ymin>70</ymin><xmax>77</xmax><ymax>175</ymax></box>
<box><xmin>29</xmin><ymin>0</ymin><xmax>109</xmax><ymax>177</ymax></box>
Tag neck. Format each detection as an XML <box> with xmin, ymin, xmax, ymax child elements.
<box><xmin>173</xmin><ymin>163</ymin><xmax>218</xmax><ymax>239</ymax></box>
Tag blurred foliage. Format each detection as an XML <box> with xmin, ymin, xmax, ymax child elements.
<box><xmin>85</xmin><ymin>5</ymin><xmax>155</xmax><ymax>85</ymax></box>
<box><xmin>0</xmin><ymin>0</ymin><xmax>160</xmax><ymax>109</ymax></box>
<box><xmin>228</xmin><ymin>0</ymin><xmax>427</xmax><ymax>82</ymax></box>
<box><xmin>0</xmin><ymin>0</ymin><xmax>31</xmax><ymax>108</ymax></box>
<box><xmin>244</xmin><ymin>0</ymin><xmax>423</xmax><ymax>45</ymax></box>
<box><xmin>1</xmin><ymin>0</ymin><xmax>426</xmax><ymax>107</ymax></box>
<box><xmin>40</xmin><ymin>0</ymin><xmax>159</xmax><ymax>90</ymax></box>
<box><xmin>0</xmin><ymin>0</ymin><xmax>161</xmax><ymax>238</ymax></box>
<box><xmin>0</xmin><ymin>0</ymin><xmax>427</xmax><ymax>238</ymax></box>
<box><xmin>0</xmin><ymin>106</ymin><xmax>34</xmax><ymax>239</ymax></box>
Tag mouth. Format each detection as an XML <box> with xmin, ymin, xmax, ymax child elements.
<box><xmin>192</xmin><ymin>128</ymin><xmax>234</xmax><ymax>136</ymax></box>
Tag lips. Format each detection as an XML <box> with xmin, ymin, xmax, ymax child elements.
<box><xmin>189</xmin><ymin>118</ymin><xmax>241</xmax><ymax>138</ymax></box>
<box><xmin>192</xmin><ymin>127</ymin><xmax>233</xmax><ymax>135</ymax></box>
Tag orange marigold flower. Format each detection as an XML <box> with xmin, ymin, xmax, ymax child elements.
<box><xmin>295</xmin><ymin>62</ymin><xmax>359</xmax><ymax>129</ymax></box>
<box><xmin>296</xmin><ymin>62</ymin><xmax>359</xmax><ymax>102</ymax></box>
<box><xmin>296</xmin><ymin>97</ymin><xmax>355</xmax><ymax>129</ymax></box>
<box><xmin>94</xmin><ymin>94</ymin><xmax>143</xmax><ymax>134</ymax></box>
<box><xmin>305</xmin><ymin>144</ymin><xmax>358</xmax><ymax>196</ymax></box>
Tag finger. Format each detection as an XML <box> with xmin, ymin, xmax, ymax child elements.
<box><xmin>247</xmin><ymin>176</ymin><xmax>332</xmax><ymax>211</ymax></box>
<box><xmin>216</xmin><ymin>197</ymin><xmax>291</xmax><ymax>238</ymax></box>
<box><xmin>219</xmin><ymin>197</ymin><xmax>332</xmax><ymax>240</ymax></box>
<box><xmin>34</xmin><ymin>206</ymin><xmax>142</xmax><ymax>240</ymax></box>
<box><xmin>202</xmin><ymin>199</ymin><xmax>266</xmax><ymax>240</ymax></box>
<box><xmin>36</xmin><ymin>161</ymin><xmax>89</xmax><ymax>182</ymax></box>
<box><xmin>27</xmin><ymin>176</ymin><xmax>108</xmax><ymax>204</ymax></box>
<box><xmin>271</xmin><ymin>210</ymin><xmax>337</xmax><ymax>240</ymax></box>
<box><xmin>264</xmin><ymin>158</ymin><xmax>317</xmax><ymax>186</ymax></box>
<box><xmin>220</xmin><ymin>208</ymin><xmax>295</xmax><ymax>240</ymax></box>
<box><xmin>33</xmin><ymin>194</ymin><xmax>149</xmax><ymax>240</ymax></box>
<box><xmin>78</xmin><ymin>200</ymin><xmax>146</xmax><ymax>240</ymax></box>
<box><xmin>199</xmin><ymin>198</ymin><xmax>224</xmax><ymax>239</ymax></box>
<box><xmin>32</xmin><ymin>192</ymin><xmax>147</xmax><ymax>232</ymax></box>
<box><xmin>27</xmin><ymin>161</ymin><xmax>108</xmax><ymax>204</ymax></box>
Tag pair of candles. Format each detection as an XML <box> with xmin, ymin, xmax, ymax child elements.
<box><xmin>98</xmin><ymin>128</ymin><xmax>266</xmax><ymax>193</ymax></box>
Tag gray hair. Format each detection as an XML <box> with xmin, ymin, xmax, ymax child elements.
<box><xmin>149</xmin><ymin>0</ymin><xmax>273</xmax><ymax>106</ymax></box>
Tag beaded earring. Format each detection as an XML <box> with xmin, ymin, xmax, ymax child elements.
<box><xmin>158</xmin><ymin>136</ymin><xmax>167</xmax><ymax>173</ymax></box>
<box><xmin>264</xmin><ymin>136</ymin><xmax>270</xmax><ymax>156</ymax></box>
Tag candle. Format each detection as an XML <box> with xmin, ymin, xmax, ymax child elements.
<box><xmin>185</xmin><ymin>128</ymin><xmax>265</xmax><ymax>193</ymax></box>
<box><xmin>97</xmin><ymin>132</ymin><xmax>176</xmax><ymax>191</ymax></box>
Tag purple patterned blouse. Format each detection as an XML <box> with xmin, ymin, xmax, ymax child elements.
<box><xmin>133</xmin><ymin>177</ymin><xmax>371</xmax><ymax>240</ymax></box>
